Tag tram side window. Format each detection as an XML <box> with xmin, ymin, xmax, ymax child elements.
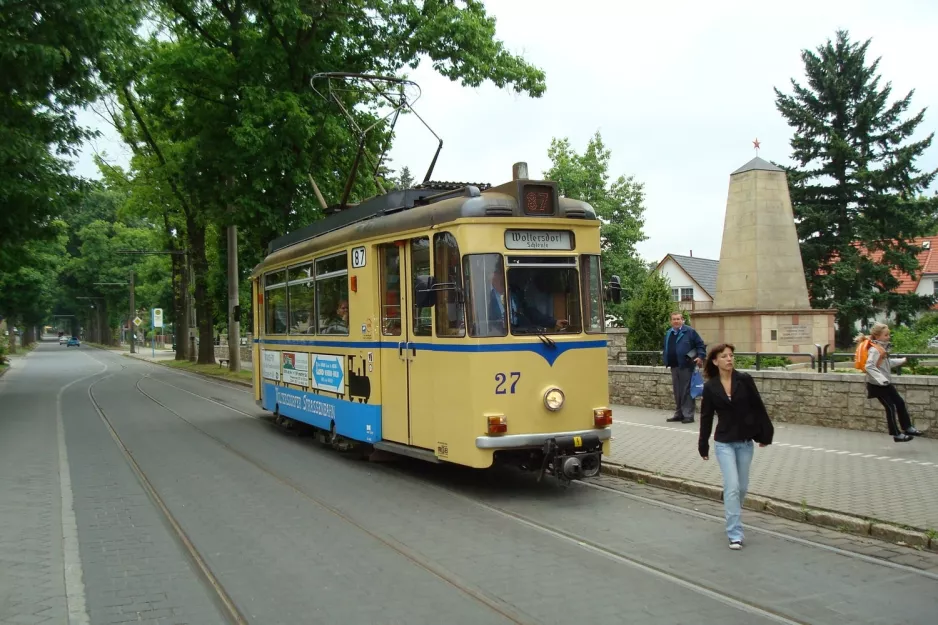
<box><xmin>380</xmin><ymin>245</ymin><xmax>402</xmax><ymax>336</ymax></box>
<box><xmin>288</xmin><ymin>263</ymin><xmax>315</xmax><ymax>334</ymax></box>
<box><xmin>433</xmin><ymin>233</ymin><xmax>465</xmax><ymax>338</ymax></box>
<box><xmin>265</xmin><ymin>270</ymin><xmax>288</xmax><ymax>334</ymax></box>
<box><xmin>411</xmin><ymin>238</ymin><xmax>432</xmax><ymax>337</ymax></box>
<box><xmin>316</xmin><ymin>253</ymin><xmax>349</xmax><ymax>335</ymax></box>
<box><xmin>581</xmin><ymin>255</ymin><xmax>604</xmax><ymax>333</ymax></box>
<box><xmin>462</xmin><ymin>254</ymin><xmax>507</xmax><ymax>338</ymax></box>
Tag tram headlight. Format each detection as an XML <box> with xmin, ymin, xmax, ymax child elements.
<box><xmin>544</xmin><ymin>387</ymin><xmax>565</xmax><ymax>411</ymax></box>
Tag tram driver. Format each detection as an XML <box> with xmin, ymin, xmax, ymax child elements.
<box><xmin>320</xmin><ymin>299</ymin><xmax>349</xmax><ymax>334</ymax></box>
<box><xmin>490</xmin><ymin>264</ymin><xmax>569</xmax><ymax>333</ymax></box>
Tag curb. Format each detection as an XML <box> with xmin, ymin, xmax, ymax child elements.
<box><xmin>121</xmin><ymin>353</ymin><xmax>253</xmax><ymax>389</ymax></box>
<box><xmin>600</xmin><ymin>462</ymin><xmax>938</xmax><ymax>552</ymax></box>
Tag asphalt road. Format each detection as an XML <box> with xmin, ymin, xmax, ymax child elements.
<box><xmin>2</xmin><ymin>341</ymin><xmax>937</xmax><ymax>625</ymax></box>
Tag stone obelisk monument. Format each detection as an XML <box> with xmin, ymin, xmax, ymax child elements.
<box><xmin>691</xmin><ymin>147</ymin><xmax>835</xmax><ymax>356</ymax></box>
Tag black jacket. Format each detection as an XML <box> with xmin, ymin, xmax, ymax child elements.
<box><xmin>698</xmin><ymin>370</ymin><xmax>774</xmax><ymax>458</ymax></box>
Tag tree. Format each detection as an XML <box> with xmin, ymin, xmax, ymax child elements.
<box><xmin>0</xmin><ymin>0</ymin><xmax>141</xmax><ymax>268</ymax></box>
<box><xmin>0</xmin><ymin>223</ymin><xmax>69</xmax><ymax>350</ymax></box>
<box><xmin>396</xmin><ymin>166</ymin><xmax>416</xmax><ymax>190</ymax></box>
<box><xmin>100</xmin><ymin>0</ymin><xmax>548</xmax><ymax>363</ymax></box>
<box><xmin>774</xmin><ymin>30</ymin><xmax>938</xmax><ymax>345</ymax></box>
<box><xmin>543</xmin><ymin>131</ymin><xmax>649</xmax><ymax>323</ymax></box>
<box><xmin>625</xmin><ymin>272</ymin><xmax>677</xmax><ymax>365</ymax></box>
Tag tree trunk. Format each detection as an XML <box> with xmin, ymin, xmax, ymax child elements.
<box><xmin>23</xmin><ymin>325</ymin><xmax>35</xmax><ymax>347</ymax></box>
<box><xmin>835</xmin><ymin>313</ymin><xmax>855</xmax><ymax>349</ymax></box>
<box><xmin>175</xmin><ymin>252</ymin><xmax>190</xmax><ymax>360</ymax></box>
<box><xmin>187</xmin><ymin>218</ymin><xmax>215</xmax><ymax>365</ymax></box>
<box><xmin>7</xmin><ymin>316</ymin><xmax>17</xmax><ymax>354</ymax></box>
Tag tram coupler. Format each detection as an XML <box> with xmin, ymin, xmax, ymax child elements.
<box><xmin>537</xmin><ymin>434</ymin><xmax>603</xmax><ymax>483</ymax></box>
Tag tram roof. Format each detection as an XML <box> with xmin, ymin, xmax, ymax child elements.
<box><xmin>251</xmin><ymin>178</ymin><xmax>598</xmax><ymax>278</ymax></box>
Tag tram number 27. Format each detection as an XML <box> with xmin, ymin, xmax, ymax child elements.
<box><xmin>494</xmin><ymin>372</ymin><xmax>521</xmax><ymax>394</ymax></box>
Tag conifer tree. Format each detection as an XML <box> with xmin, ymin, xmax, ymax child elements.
<box><xmin>625</xmin><ymin>272</ymin><xmax>676</xmax><ymax>365</ymax></box>
<box><xmin>774</xmin><ymin>30</ymin><xmax>938</xmax><ymax>345</ymax></box>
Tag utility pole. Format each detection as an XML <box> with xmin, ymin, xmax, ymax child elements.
<box><xmin>227</xmin><ymin>224</ymin><xmax>241</xmax><ymax>372</ymax></box>
<box><xmin>129</xmin><ymin>270</ymin><xmax>136</xmax><ymax>354</ymax></box>
<box><xmin>115</xmin><ymin>249</ymin><xmax>187</xmax><ymax>358</ymax></box>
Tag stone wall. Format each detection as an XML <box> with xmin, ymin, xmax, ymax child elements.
<box><xmin>213</xmin><ymin>345</ymin><xmax>253</xmax><ymax>364</ymax></box>
<box><xmin>608</xmin><ymin>365</ymin><xmax>938</xmax><ymax>438</ymax></box>
<box><xmin>606</xmin><ymin>328</ymin><xmax>628</xmax><ymax>364</ymax></box>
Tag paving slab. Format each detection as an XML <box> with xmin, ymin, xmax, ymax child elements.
<box><xmin>605</xmin><ymin>404</ymin><xmax>938</xmax><ymax>530</ymax></box>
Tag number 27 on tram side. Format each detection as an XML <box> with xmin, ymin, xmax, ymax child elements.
<box><xmin>249</xmin><ymin>162</ymin><xmax>623</xmax><ymax>483</ymax></box>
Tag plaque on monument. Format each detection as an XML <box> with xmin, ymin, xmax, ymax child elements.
<box><xmin>777</xmin><ymin>324</ymin><xmax>812</xmax><ymax>346</ymax></box>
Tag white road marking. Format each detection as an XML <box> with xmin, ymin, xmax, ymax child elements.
<box><xmin>57</xmin><ymin>355</ymin><xmax>108</xmax><ymax>625</ymax></box>
<box><xmin>613</xmin><ymin>420</ymin><xmax>936</xmax><ymax>468</ymax></box>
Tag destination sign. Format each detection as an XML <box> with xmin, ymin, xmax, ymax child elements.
<box><xmin>504</xmin><ymin>230</ymin><xmax>573</xmax><ymax>251</ymax></box>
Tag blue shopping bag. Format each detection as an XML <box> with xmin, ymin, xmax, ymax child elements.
<box><xmin>690</xmin><ymin>368</ymin><xmax>704</xmax><ymax>399</ymax></box>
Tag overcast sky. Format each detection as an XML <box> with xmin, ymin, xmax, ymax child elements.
<box><xmin>72</xmin><ymin>0</ymin><xmax>938</xmax><ymax>264</ymax></box>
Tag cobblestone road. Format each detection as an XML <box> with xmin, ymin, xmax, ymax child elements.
<box><xmin>605</xmin><ymin>405</ymin><xmax>938</xmax><ymax>529</ymax></box>
<box><xmin>2</xmin><ymin>341</ymin><xmax>936</xmax><ymax>625</ymax></box>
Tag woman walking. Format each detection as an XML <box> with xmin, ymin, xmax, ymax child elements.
<box><xmin>856</xmin><ymin>323</ymin><xmax>922</xmax><ymax>442</ymax></box>
<box><xmin>698</xmin><ymin>343</ymin><xmax>773</xmax><ymax>550</ymax></box>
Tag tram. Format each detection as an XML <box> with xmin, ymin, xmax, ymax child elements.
<box><xmin>249</xmin><ymin>161</ymin><xmax>622</xmax><ymax>483</ymax></box>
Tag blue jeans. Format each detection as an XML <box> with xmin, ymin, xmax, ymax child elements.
<box><xmin>714</xmin><ymin>440</ymin><xmax>754</xmax><ymax>542</ymax></box>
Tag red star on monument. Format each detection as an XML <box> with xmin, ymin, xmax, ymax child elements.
<box><xmin>753</xmin><ymin>138</ymin><xmax>761</xmax><ymax>151</ymax></box>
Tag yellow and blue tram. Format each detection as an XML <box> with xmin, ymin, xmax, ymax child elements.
<box><xmin>249</xmin><ymin>162</ymin><xmax>622</xmax><ymax>482</ymax></box>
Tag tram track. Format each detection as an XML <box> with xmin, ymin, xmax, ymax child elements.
<box><xmin>83</xmin><ymin>359</ymin><xmax>537</xmax><ymax>625</ymax></box>
<box><xmin>578</xmin><ymin>480</ymin><xmax>938</xmax><ymax>582</ymax></box>
<box><xmin>82</xmin><ymin>352</ymin><xmax>937</xmax><ymax>625</ymax></box>
<box><xmin>131</xmin><ymin>367</ymin><xmax>804</xmax><ymax>624</ymax></box>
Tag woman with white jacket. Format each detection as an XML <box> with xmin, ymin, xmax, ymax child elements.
<box><xmin>856</xmin><ymin>323</ymin><xmax>923</xmax><ymax>442</ymax></box>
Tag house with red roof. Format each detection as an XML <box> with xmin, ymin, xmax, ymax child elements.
<box><xmin>857</xmin><ymin>235</ymin><xmax>938</xmax><ymax>313</ymax></box>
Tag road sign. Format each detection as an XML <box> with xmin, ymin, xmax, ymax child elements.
<box><xmin>133</xmin><ymin>316</ymin><xmax>143</xmax><ymax>327</ymax></box>
<box><xmin>152</xmin><ymin>308</ymin><xmax>163</xmax><ymax>328</ymax></box>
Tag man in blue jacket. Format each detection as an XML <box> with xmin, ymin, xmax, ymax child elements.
<box><xmin>662</xmin><ymin>311</ymin><xmax>705</xmax><ymax>423</ymax></box>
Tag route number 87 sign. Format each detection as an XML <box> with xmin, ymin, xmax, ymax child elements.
<box><xmin>351</xmin><ymin>246</ymin><xmax>366</xmax><ymax>268</ymax></box>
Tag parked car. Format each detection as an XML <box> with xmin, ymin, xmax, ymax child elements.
<box><xmin>66</xmin><ymin>337</ymin><xmax>80</xmax><ymax>347</ymax></box>
<box><xmin>928</xmin><ymin>334</ymin><xmax>938</xmax><ymax>349</ymax></box>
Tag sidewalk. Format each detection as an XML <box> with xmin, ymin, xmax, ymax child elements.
<box><xmin>606</xmin><ymin>405</ymin><xmax>938</xmax><ymax>531</ymax></box>
<box><xmin>111</xmin><ymin>345</ymin><xmax>254</xmax><ymax>371</ymax></box>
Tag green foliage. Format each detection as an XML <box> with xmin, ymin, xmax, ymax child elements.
<box><xmin>392</xmin><ymin>166</ymin><xmax>416</xmax><ymax>190</ymax></box>
<box><xmin>625</xmin><ymin>272</ymin><xmax>676</xmax><ymax>365</ymax></box>
<box><xmin>774</xmin><ymin>30</ymin><xmax>938</xmax><ymax>346</ymax></box>
<box><xmin>0</xmin><ymin>222</ymin><xmax>69</xmax><ymax>328</ymax></box>
<box><xmin>912</xmin><ymin>311</ymin><xmax>938</xmax><ymax>338</ymax></box>
<box><xmin>95</xmin><ymin>0</ymin><xmax>547</xmax><ymax>361</ymax></box>
<box><xmin>0</xmin><ymin>0</ymin><xmax>141</xmax><ymax>268</ymax></box>
<box><xmin>543</xmin><ymin>131</ymin><xmax>649</xmax><ymax>324</ymax></box>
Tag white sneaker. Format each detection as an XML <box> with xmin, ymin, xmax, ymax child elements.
<box><xmin>729</xmin><ymin>541</ymin><xmax>743</xmax><ymax>550</ymax></box>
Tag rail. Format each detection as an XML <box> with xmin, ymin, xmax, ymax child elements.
<box><xmin>611</xmin><ymin>351</ymin><xmax>816</xmax><ymax>371</ymax></box>
<box><xmin>822</xmin><ymin>351</ymin><xmax>938</xmax><ymax>375</ymax></box>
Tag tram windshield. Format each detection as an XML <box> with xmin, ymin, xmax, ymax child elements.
<box><xmin>464</xmin><ymin>254</ymin><xmax>583</xmax><ymax>337</ymax></box>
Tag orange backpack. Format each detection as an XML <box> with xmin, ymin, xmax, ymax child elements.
<box><xmin>853</xmin><ymin>339</ymin><xmax>883</xmax><ymax>371</ymax></box>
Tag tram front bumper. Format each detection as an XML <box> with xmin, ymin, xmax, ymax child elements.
<box><xmin>474</xmin><ymin>428</ymin><xmax>611</xmax><ymax>450</ymax></box>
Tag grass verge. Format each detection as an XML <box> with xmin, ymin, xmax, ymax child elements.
<box><xmin>162</xmin><ymin>359</ymin><xmax>253</xmax><ymax>385</ymax></box>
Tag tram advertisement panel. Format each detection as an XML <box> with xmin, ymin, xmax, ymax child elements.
<box><xmin>310</xmin><ymin>354</ymin><xmax>344</xmax><ymax>394</ymax></box>
<box><xmin>261</xmin><ymin>350</ymin><xmax>280</xmax><ymax>382</ymax></box>
<box><xmin>281</xmin><ymin>351</ymin><xmax>309</xmax><ymax>386</ymax></box>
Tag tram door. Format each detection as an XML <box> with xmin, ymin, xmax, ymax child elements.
<box><xmin>378</xmin><ymin>239</ymin><xmax>435</xmax><ymax>450</ymax></box>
